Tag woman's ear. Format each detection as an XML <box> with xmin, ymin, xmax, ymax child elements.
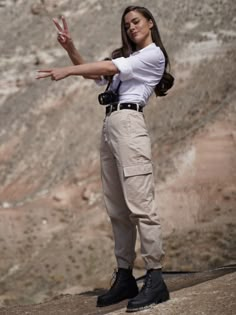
<box><xmin>148</xmin><ymin>19</ymin><xmax>154</xmax><ymax>29</ymax></box>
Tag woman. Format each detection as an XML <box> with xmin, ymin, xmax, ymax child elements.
<box><xmin>37</xmin><ymin>6</ymin><xmax>174</xmax><ymax>312</ymax></box>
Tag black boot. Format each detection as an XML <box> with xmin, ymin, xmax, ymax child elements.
<box><xmin>97</xmin><ymin>268</ymin><xmax>139</xmax><ymax>307</ymax></box>
<box><xmin>126</xmin><ymin>269</ymin><xmax>169</xmax><ymax>312</ymax></box>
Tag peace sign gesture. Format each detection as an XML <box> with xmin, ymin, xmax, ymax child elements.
<box><xmin>53</xmin><ymin>16</ymin><xmax>72</xmax><ymax>50</ymax></box>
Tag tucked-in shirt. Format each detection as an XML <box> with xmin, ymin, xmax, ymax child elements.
<box><xmin>97</xmin><ymin>43</ymin><xmax>165</xmax><ymax>106</ymax></box>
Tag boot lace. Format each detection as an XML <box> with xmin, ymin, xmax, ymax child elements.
<box><xmin>140</xmin><ymin>270</ymin><xmax>152</xmax><ymax>294</ymax></box>
<box><xmin>110</xmin><ymin>269</ymin><xmax>119</xmax><ymax>288</ymax></box>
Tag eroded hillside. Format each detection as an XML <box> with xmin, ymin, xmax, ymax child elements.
<box><xmin>0</xmin><ymin>0</ymin><xmax>236</xmax><ymax>307</ymax></box>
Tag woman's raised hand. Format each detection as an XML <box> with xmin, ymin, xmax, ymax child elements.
<box><xmin>53</xmin><ymin>16</ymin><xmax>72</xmax><ymax>50</ymax></box>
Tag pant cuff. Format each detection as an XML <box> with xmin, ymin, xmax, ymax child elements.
<box><xmin>117</xmin><ymin>260</ymin><xmax>134</xmax><ymax>270</ymax></box>
<box><xmin>145</xmin><ymin>262</ymin><xmax>162</xmax><ymax>270</ymax></box>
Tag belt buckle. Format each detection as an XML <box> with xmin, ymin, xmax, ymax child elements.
<box><xmin>131</xmin><ymin>103</ymin><xmax>139</xmax><ymax>111</ymax></box>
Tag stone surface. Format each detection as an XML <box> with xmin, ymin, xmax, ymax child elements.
<box><xmin>0</xmin><ymin>270</ymin><xmax>235</xmax><ymax>315</ymax></box>
<box><xmin>109</xmin><ymin>272</ymin><xmax>236</xmax><ymax>315</ymax></box>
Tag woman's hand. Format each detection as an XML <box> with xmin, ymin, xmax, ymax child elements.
<box><xmin>36</xmin><ymin>67</ymin><xmax>71</xmax><ymax>81</ymax></box>
<box><xmin>53</xmin><ymin>16</ymin><xmax>72</xmax><ymax>51</ymax></box>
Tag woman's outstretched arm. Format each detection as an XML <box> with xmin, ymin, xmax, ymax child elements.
<box><xmin>36</xmin><ymin>60</ymin><xmax>119</xmax><ymax>81</ymax></box>
<box><xmin>53</xmin><ymin>16</ymin><xmax>102</xmax><ymax>80</ymax></box>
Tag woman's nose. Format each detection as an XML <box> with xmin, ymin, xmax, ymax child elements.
<box><xmin>129</xmin><ymin>23</ymin><xmax>135</xmax><ymax>32</ymax></box>
<box><xmin>129</xmin><ymin>25</ymin><xmax>135</xmax><ymax>33</ymax></box>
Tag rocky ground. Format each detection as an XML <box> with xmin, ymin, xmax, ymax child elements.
<box><xmin>0</xmin><ymin>269</ymin><xmax>235</xmax><ymax>314</ymax></box>
<box><xmin>0</xmin><ymin>0</ymin><xmax>236</xmax><ymax>310</ymax></box>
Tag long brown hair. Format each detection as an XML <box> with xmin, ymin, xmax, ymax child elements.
<box><xmin>112</xmin><ymin>6</ymin><xmax>174</xmax><ymax>97</ymax></box>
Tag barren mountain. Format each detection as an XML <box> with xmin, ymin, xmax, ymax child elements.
<box><xmin>0</xmin><ymin>0</ymin><xmax>236</xmax><ymax>309</ymax></box>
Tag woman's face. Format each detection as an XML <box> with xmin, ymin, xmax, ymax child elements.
<box><xmin>124</xmin><ymin>10</ymin><xmax>154</xmax><ymax>50</ymax></box>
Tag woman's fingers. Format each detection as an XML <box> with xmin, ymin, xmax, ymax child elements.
<box><xmin>36</xmin><ymin>68</ymin><xmax>68</xmax><ymax>81</ymax></box>
<box><xmin>53</xmin><ymin>18</ymin><xmax>63</xmax><ymax>32</ymax></box>
<box><xmin>53</xmin><ymin>16</ymin><xmax>69</xmax><ymax>34</ymax></box>
<box><xmin>61</xmin><ymin>16</ymin><xmax>69</xmax><ymax>32</ymax></box>
<box><xmin>53</xmin><ymin>16</ymin><xmax>71</xmax><ymax>45</ymax></box>
<box><xmin>36</xmin><ymin>73</ymin><xmax>52</xmax><ymax>79</ymax></box>
<box><xmin>57</xmin><ymin>34</ymin><xmax>66</xmax><ymax>43</ymax></box>
<box><xmin>58</xmin><ymin>32</ymin><xmax>70</xmax><ymax>39</ymax></box>
<box><xmin>36</xmin><ymin>69</ymin><xmax>53</xmax><ymax>79</ymax></box>
<box><xmin>38</xmin><ymin>69</ymin><xmax>53</xmax><ymax>73</ymax></box>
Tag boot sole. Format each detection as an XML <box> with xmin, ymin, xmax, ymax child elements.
<box><xmin>126</xmin><ymin>293</ymin><xmax>170</xmax><ymax>312</ymax></box>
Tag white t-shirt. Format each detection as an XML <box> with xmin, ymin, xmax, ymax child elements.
<box><xmin>97</xmin><ymin>43</ymin><xmax>165</xmax><ymax>106</ymax></box>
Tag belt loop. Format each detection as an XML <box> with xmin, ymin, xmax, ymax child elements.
<box><xmin>136</xmin><ymin>103</ymin><xmax>139</xmax><ymax>111</ymax></box>
<box><xmin>117</xmin><ymin>102</ymin><xmax>121</xmax><ymax>111</ymax></box>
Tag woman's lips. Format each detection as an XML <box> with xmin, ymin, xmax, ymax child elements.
<box><xmin>131</xmin><ymin>32</ymin><xmax>138</xmax><ymax>38</ymax></box>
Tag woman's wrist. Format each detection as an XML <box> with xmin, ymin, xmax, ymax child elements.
<box><xmin>65</xmin><ymin>39</ymin><xmax>76</xmax><ymax>52</ymax></box>
<box><xmin>65</xmin><ymin>65</ymin><xmax>72</xmax><ymax>76</ymax></box>
<box><xmin>67</xmin><ymin>48</ymin><xmax>85</xmax><ymax>65</ymax></box>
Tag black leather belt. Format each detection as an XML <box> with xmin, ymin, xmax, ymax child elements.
<box><xmin>106</xmin><ymin>103</ymin><xmax>143</xmax><ymax>115</ymax></box>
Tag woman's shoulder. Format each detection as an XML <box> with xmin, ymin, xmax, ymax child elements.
<box><xmin>144</xmin><ymin>43</ymin><xmax>163</xmax><ymax>55</ymax></box>
<box><xmin>134</xmin><ymin>43</ymin><xmax>165</xmax><ymax>64</ymax></box>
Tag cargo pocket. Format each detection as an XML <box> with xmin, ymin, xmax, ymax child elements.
<box><xmin>123</xmin><ymin>163</ymin><xmax>154</xmax><ymax>209</ymax></box>
<box><xmin>124</xmin><ymin>163</ymin><xmax>153</xmax><ymax>177</ymax></box>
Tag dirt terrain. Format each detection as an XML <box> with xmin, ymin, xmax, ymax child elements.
<box><xmin>0</xmin><ymin>269</ymin><xmax>235</xmax><ymax>314</ymax></box>
<box><xmin>0</xmin><ymin>0</ymin><xmax>236</xmax><ymax>311</ymax></box>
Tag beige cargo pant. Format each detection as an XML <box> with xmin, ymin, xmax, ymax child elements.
<box><xmin>100</xmin><ymin>109</ymin><xmax>164</xmax><ymax>270</ymax></box>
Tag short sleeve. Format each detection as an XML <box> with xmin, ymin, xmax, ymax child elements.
<box><xmin>112</xmin><ymin>46</ymin><xmax>165</xmax><ymax>87</ymax></box>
